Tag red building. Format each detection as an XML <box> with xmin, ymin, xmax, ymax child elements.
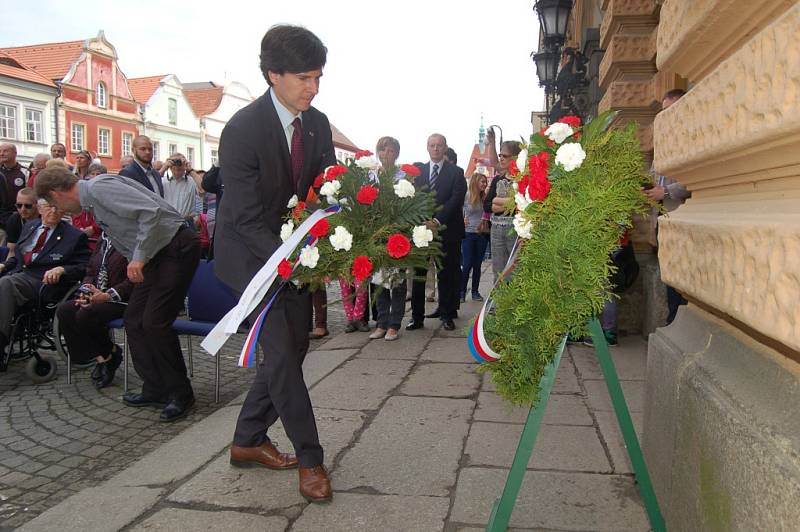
<box><xmin>1</xmin><ymin>31</ymin><xmax>139</xmax><ymax>172</ymax></box>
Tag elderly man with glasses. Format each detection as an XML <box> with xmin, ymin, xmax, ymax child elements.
<box><xmin>0</xmin><ymin>199</ymin><xmax>90</xmax><ymax>357</ymax></box>
<box><xmin>5</xmin><ymin>188</ymin><xmax>41</xmax><ymax>260</ymax></box>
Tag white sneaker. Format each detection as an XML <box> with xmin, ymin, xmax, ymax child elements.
<box><xmin>369</xmin><ymin>328</ymin><xmax>387</xmax><ymax>340</ymax></box>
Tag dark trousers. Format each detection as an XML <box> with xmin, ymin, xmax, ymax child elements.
<box><xmin>0</xmin><ymin>273</ymin><xmax>41</xmax><ymax>339</ymax></box>
<box><xmin>232</xmin><ymin>286</ymin><xmax>323</xmax><ymax>467</ymax></box>
<box><xmin>375</xmin><ymin>280</ymin><xmax>407</xmax><ymax>330</ymax></box>
<box><xmin>665</xmin><ymin>285</ymin><xmax>687</xmax><ymax>325</ymax></box>
<box><xmin>411</xmin><ymin>239</ymin><xmax>462</xmax><ymax>321</ymax></box>
<box><xmin>56</xmin><ymin>300</ymin><xmax>125</xmax><ymax>364</ymax></box>
<box><xmin>124</xmin><ymin>227</ymin><xmax>200</xmax><ymax>401</ymax></box>
<box><xmin>461</xmin><ymin>232</ymin><xmax>488</xmax><ymax>296</ymax></box>
<box><xmin>311</xmin><ymin>288</ymin><xmax>326</xmax><ymax>329</ymax></box>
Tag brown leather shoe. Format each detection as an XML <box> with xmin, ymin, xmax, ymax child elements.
<box><xmin>229</xmin><ymin>442</ymin><xmax>298</xmax><ymax>470</ymax></box>
<box><xmin>299</xmin><ymin>465</ymin><xmax>332</xmax><ymax>503</ymax></box>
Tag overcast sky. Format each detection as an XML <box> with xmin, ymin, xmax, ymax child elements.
<box><xmin>5</xmin><ymin>0</ymin><xmax>545</xmax><ymax>165</ymax></box>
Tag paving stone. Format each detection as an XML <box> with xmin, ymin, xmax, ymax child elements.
<box><xmin>130</xmin><ymin>508</ymin><xmax>287</xmax><ymax>531</ymax></box>
<box><xmin>335</xmin><ymin>396</ymin><xmax>473</xmax><ymax>496</ymax></box>
<box><xmin>293</xmin><ymin>493</ymin><xmax>450</xmax><ymax>532</ymax></box>
<box><xmin>553</xmin><ymin>355</ymin><xmax>581</xmax><ymax>394</ymax></box>
<box><xmin>319</xmin><ymin>331</ymin><xmax>372</xmax><ymax>350</ymax></box>
<box><xmin>569</xmin><ymin>336</ymin><xmax>648</xmax><ymax>381</ymax></box>
<box><xmin>303</xmin><ymin>349</ymin><xmax>356</xmax><ymax>389</ymax></box>
<box><xmin>450</xmin><ymin>467</ymin><xmax>649</xmax><ymax>530</ymax></box>
<box><xmin>357</xmin><ymin>326</ymin><xmax>433</xmax><ymax>360</ymax></box>
<box><xmin>473</xmin><ymin>392</ymin><xmax>593</xmax><ymax>426</ymax></box>
<box><xmin>16</xmin><ymin>486</ymin><xmax>163</xmax><ymax>532</ymax></box>
<box><xmin>169</xmin><ymin>408</ymin><xmax>364</xmax><ymax>509</ymax></box>
<box><xmin>583</xmin><ymin>379</ymin><xmax>645</xmax><ymax>414</ymax></box>
<box><xmin>594</xmin><ymin>410</ymin><xmax>644</xmax><ymax>475</ymax></box>
<box><xmin>420</xmin><ymin>337</ymin><xmax>475</xmax><ymax>363</ymax></box>
<box><xmin>465</xmin><ymin>422</ymin><xmax>611</xmax><ymax>473</ymax></box>
<box><xmin>310</xmin><ymin>359</ymin><xmax>414</xmax><ymax>410</ymax></box>
<box><xmin>400</xmin><ymin>363</ymin><xmax>480</xmax><ymax>398</ymax></box>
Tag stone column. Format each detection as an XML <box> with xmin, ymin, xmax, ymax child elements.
<box><xmin>645</xmin><ymin>1</ymin><xmax>800</xmax><ymax>529</ymax></box>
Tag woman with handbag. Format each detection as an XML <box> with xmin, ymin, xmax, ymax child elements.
<box><xmin>461</xmin><ymin>172</ymin><xmax>490</xmax><ymax>302</ymax></box>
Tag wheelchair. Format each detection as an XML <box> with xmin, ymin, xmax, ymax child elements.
<box><xmin>0</xmin><ymin>281</ymin><xmax>79</xmax><ymax>383</ymax></box>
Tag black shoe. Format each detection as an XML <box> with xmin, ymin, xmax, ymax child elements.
<box><xmin>355</xmin><ymin>320</ymin><xmax>370</xmax><ymax>332</ymax></box>
<box><xmin>160</xmin><ymin>396</ymin><xmax>195</xmax><ymax>423</ymax></box>
<box><xmin>344</xmin><ymin>322</ymin><xmax>357</xmax><ymax>333</ymax></box>
<box><xmin>405</xmin><ymin>319</ymin><xmax>424</xmax><ymax>331</ymax></box>
<box><xmin>96</xmin><ymin>346</ymin><xmax>122</xmax><ymax>389</ymax></box>
<box><xmin>425</xmin><ymin>310</ymin><xmax>441</xmax><ymax>319</ymax></box>
<box><xmin>123</xmin><ymin>392</ymin><xmax>168</xmax><ymax>408</ymax></box>
<box><xmin>442</xmin><ymin>319</ymin><xmax>456</xmax><ymax>331</ymax></box>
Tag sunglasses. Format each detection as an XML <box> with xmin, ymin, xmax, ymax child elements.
<box><xmin>15</xmin><ymin>203</ymin><xmax>33</xmax><ymax>209</ymax></box>
<box><xmin>498</xmin><ymin>153</ymin><xmax>515</xmax><ymax>159</ymax></box>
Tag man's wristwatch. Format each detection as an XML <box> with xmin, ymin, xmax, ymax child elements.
<box><xmin>663</xmin><ymin>188</ymin><xmax>671</xmax><ymax>200</ymax></box>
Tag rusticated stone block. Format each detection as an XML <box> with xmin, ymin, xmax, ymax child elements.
<box><xmin>654</xmin><ymin>3</ymin><xmax>800</xmax><ymax>183</ymax></box>
<box><xmin>599</xmin><ymin>79</ymin><xmax>659</xmax><ymax>115</ymax></box>
<box><xmin>599</xmin><ymin>32</ymin><xmax>657</xmax><ymax>89</ymax></box>
<box><xmin>658</xmin><ymin>202</ymin><xmax>800</xmax><ymax>352</ymax></box>
<box><xmin>657</xmin><ymin>0</ymin><xmax>796</xmax><ymax>81</ymax></box>
<box><xmin>601</xmin><ymin>0</ymin><xmax>659</xmax><ymax>48</ymax></box>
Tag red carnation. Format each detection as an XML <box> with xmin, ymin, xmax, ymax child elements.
<box><xmin>277</xmin><ymin>259</ymin><xmax>293</xmax><ymax>280</ymax></box>
<box><xmin>325</xmin><ymin>165</ymin><xmax>348</xmax><ymax>181</ymax></box>
<box><xmin>508</xmin><ymin>159</ymin><xmax>520</xmax><ymax>176</ymax></box>
<box><xmin>313</xmin><ymin>172</ymin><xmax>324</xmax><ymax>188</ymax></box>
<box><xmin>517</xmin><ymin>175</ymin><xmax>531</xmax><ymax>196</ymax></box>
<box><xmin>528</xmin><ymin>173</ymin><xmax>552</xmax><ymax>202</ymax></box>
<box><xmin>386</xmin><ymin>234</ymin><xmax>411</xmax><ymax>259</ymax></box>
<box><xmin>401</xmin><ymin>164</ymin><xmax>421</xmax><ymax>177</ymax></box>
<box><xmin>528</xmin><ymin>151</ymin><xmax>550</xmax><ymax>181</ymax></box>
<box><xmin>354</xmin><ymin>149</ymin><xmax>373</xmax><ymax>160</ymax></box>
<box><xmin>309</xmin><ymin>218</ymin><xmax>330</xmax><ymax>238</ymax></box>
<box><xmin>356</xmin><ymin>185</ymin><xmax>379</xmax><ymax>205</ymax></box>
<box><xmin>351</xmin><ymin>255</ymin><xmax>373</xmax><ymax>282</ymax></box>
<box><xmin>539</xmin><ymin>126</ymin><xmax>555</xmax><ymax>147</ymax></box>
<box><xmin>558</xmin><ymin>115</ymin><xmax>582</xmax><ymax>128</ymax></box>
<box><xmin>291</xmin><ymin>201</ymin><xmax>306</xmax><ymax>220</ymax></box>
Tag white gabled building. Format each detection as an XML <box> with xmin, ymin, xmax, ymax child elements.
<box><xmin>128</xmin><ymin>74</ymin><xmax>201</xmax><ymax>166</ymax></box>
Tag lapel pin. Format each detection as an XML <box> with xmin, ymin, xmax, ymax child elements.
<box><xmin>309</xmin><ymin>131</ymin><xmax>314</xmax><ymax>137</ymax></box>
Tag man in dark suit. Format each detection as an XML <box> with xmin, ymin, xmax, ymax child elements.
<box><xmin>214</xmin><ymin>25</ymin><xmax>335</xmax><ymax>503</ymax></box>
<box><xmin>119</xmin><ymin>136</ymin><xmax>165</xmax><ymax>197</ymax></box>
<box><xmin>0</xmin><ymin>198</ymin><xmax>90</xmax><ymax>355</ymax></box>
<box><xmin>407</xmin><ymin>134</ymin><xmax>466</xmax><ymax>331</ymax></box>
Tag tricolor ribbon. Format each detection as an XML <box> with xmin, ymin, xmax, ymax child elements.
<box><xmin>201</xmin><ymin>206</ymin><xmax>341</xmax><ymax>363</ymax></box>
<box><xmin>468</xmin><ymin>236</ymin><xmax>521</xmax><ymax>364</ymax></box>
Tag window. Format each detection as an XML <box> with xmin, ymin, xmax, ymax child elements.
<box><xmin>186</xmin><ymin>146</ymin><xmax>195</xmax><ymax>166</ymax></box>
<box><xmin>71</xmin><ymin>123</ymin><xmax>85</xmax><ymax>151</ymax></box>
<box><xmin>122</xmin><ymin>132</ymin><xmax>133</xmax><ymax>155</ymax></box>
<box><xmin>98</xmin><ymin>128</ymin><xmax>110</xmax><ymax>156</ymax></box>
<box><xmin>168</xmin><ymin>98</ymin><xmax>177</xmax><ymax>125</ymax></box>
<box><xmin>25</xmin><ymin>109</ymin><xmax>43</xmax><ymax>143</ymax></box>
<box><xmin>152</xmin><ymin>141</ymin><xmax>160</xmax><ymax>161</ymax></box>
<box><xmin>210</xmin><ymin>149</ymin><xmax>218</xmax><ymax>166</ymax></box>
<box><xmin>96</xmin><ymin>81</ymin><xmax>107</xmax><ymax>108</ymax></box>
<box><xmin>168</xmin><ymin>143</ymin><xmax>177</xmax><ymax>157</ymax></box>
<box><xmin>0</xmin><ymin>104</ymin><xmax>17</xmax><ymax>139</ymax></box>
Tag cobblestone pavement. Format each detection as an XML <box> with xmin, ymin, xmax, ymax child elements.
<box><xmin>0</xmin><ymin>284</ymin><xmax>349</xmax><ymax>530</ymax></box>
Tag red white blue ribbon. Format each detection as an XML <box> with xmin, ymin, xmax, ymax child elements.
<box><xmin>201</xmin><ymin>206</ymin><xmax>341</xmax><ymax>362</ymax></box>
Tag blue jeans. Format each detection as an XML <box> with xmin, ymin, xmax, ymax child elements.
<box><xmin>461</xmin><ymin>232</ymin><xmax>489</xmax><ymax>296</ymax></box>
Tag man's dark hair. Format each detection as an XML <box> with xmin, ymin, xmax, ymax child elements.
<box><xmin>259</xmin><ymin>25</ymin><xmax>327</xmax><ymax>86</ymax></box>
<box><xmin>445</xmin><ymin>147</ymin><xmax>458</xmax><ymax>165</ymax></box>
<box><xmin>35</xmin><ymin>166</ymin><xmax>78</xmax><ymax>201</ymax></box>
<box><xmin>663</xmin><ymin>88</ymin><xmax>686</xmax><ymax>100</ymax></box>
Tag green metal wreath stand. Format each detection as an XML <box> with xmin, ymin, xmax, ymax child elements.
<box><xmin>485</xmin><ymin>318</ymin><xmax>666</xmax><ymax>532</ymax></box>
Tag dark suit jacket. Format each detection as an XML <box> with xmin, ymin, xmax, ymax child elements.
<box><xmin>3</xmin><ymin>219</ymin><xmax>91</xmax><ymax>282</ymax></box>
<box><xmin>414</xmin><ymin>160</ymin><xmax>467</xmax><ymax>242</ymax></box>
<box><xmin>119</xmin><ymin>162</ymin><xmax>165</xmax><ymax>197</ymax></box>
<box><xmin>214</xmin><ymin>89</ymin><xmax>336</xmax><ymax>293</ymax></box>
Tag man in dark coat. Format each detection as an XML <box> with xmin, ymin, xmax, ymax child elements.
<box><xmin>118</xmin><ymin>136</ymin><xmax>165</xmax><ymax>197</ymax></box>
<box><xmin>0</xmin><ymin>198</ymin><xmax>90</xmax><ymax>355</ymax></box>
<box><xmin>214</xmin><ymin>25</ymin><xmax>335</xmax><ymax>503</ymax></box>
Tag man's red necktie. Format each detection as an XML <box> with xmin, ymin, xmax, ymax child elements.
<box><xmin>23</xmin><ymin>226</ymin><xmax>50</xmax><ymax>265</ymax></box>
<box><xmin>290</xmin><ymin>117</ymin><xmax>304</xmax><ymax>188</ymax></box>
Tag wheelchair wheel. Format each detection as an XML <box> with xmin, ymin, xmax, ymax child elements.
<box><xmin>26</xmin><ymin>353</ymin><xmax>58</xmax><ymax>384</ymax></box>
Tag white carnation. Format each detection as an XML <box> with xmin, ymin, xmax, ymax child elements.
<box><xmin>555</xmin><ymin>142</ymin><xmax>586</xmax><ymax>172</ymax></box>
<box><xmin>512</xmin><ymin>213</ymin><xmax>533</xmax><ymax>240</ymax></box>
<box><xmin>355</xmin><ymin>156</ymin><xmax>379</xmax><ymax>170</ymax></box>
<box><xmin>329</xmin><ymin>226</ymin><xmax>353</xmax><ymax>251</ymax></box>
<box><xmin>393</xmin><ymin>179</ymin><xmax>416</xmax><ymax>198</ymax></box>
<box><xmin>544</xmin><ymin>122</ymin><xmax>574</xmax><ymax>144</ymax></box>
<box><xmin>319</xmin><ymin>180</ymin><xmax>341</xmax><ymax>197</ymax></box>
<box><xmin>280</xmin><ymin>220</ymin><xmax>294</xmax><ymax>242</ymax></box>
<box><xmin>515</xmin><ymin>191</ymin><xmax>532</xmax><ymax>212</ymax></box>
<box><xmin>516</xmin><ymin>148</ymin><xmax>528</xmax><ymax>173</ymax></box>
<box><xmin>298</xmin><ymin>245</ymin><xmax>320</xmax><ymax>268</ymax></box>
<box><xmin>286</xmin><ymin>194</ymin><xmax>298</xmax><ymax>208</ymax></box>
<box><xmin>412</xmin><ymin>225</ymin><xmax>434</xmax><ymax>248</ymax></box>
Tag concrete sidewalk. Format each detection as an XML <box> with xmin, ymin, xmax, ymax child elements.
<box><xmin>17</xmin><ymin>270</ymin><xmax>651</xmax><ymax>531</ymax></box>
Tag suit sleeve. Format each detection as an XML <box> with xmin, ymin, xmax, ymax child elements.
<box><xmin>435</xmin><ymin>167</ymin><xmax>467</xmax><ymax>226</ymax></box>
<box><xmin>118</xmin><ymin>166</ymin><xmax>135</xmax><ymax>179</ymax></box>
<box><xmin>218</xmin><ymin>121</ymin><xmax>282</xmax><ymax>262</ymax></box>
<box><xmin>61</xmin><ymin>232</ymin><xmax>91</xmax><ymax>282</ymax></box>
